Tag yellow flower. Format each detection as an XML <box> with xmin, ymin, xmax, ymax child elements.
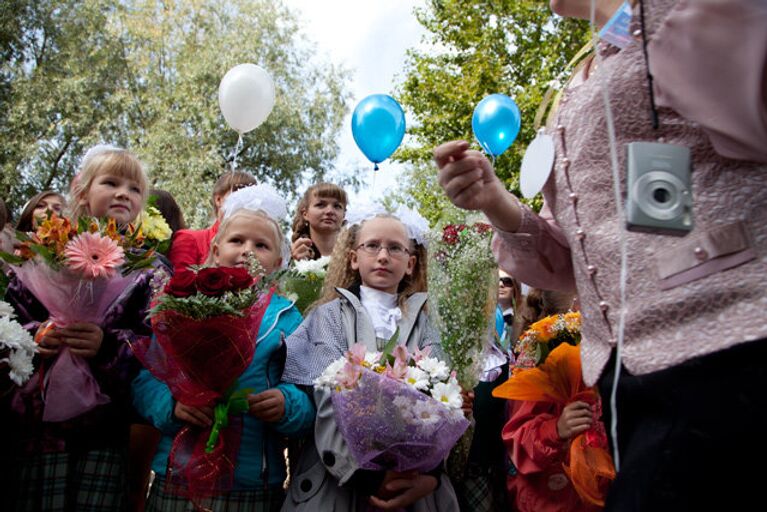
<box><xmin>564</xmin><ymin>311</ymin><xmax>582</xmax><ymax>331</ymax></box>
<box><xmin>530</xmin><ymin>315</ymin><xmax>558</xmax><ymax>342</ymax></box>
<box><xmin>136</xmin><ymin>207</ymin><xmax>172</xmax><ymax>242</ymax></box>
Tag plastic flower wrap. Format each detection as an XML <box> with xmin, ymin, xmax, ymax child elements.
<box><xmin>0</xmin><ymin>300</ymin><xmax>35</xmax><ymax>386</ymax></box>
<box><xmin>280</xmin><ymin>256</ymin><xmax>330</xmax><ymax>314</ymax></box>
<box><xmin>427</xmin><ymin>223</ymin><xmax>498</xmax><ymax>389</ymax></box>
<box><xmin>130</xmin><ymin>256</ymin><xmax>274</xmax><ymax>506</ymax></box>
<box><xmin>0</xmin><ymin>213</ymin><xmax>161</xmax><ymax>421</ymax></box>
<box><xmin>315</xmin><ymin>343</ymin><xmax>469</xmax><ymax>473</ymax></box>
<box><xmin>493</xmin><ymin>316</ymin><xmax>615</xmax><ymax>506</ymax></box>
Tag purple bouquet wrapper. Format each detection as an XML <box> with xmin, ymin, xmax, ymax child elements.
<box><xmin>331</xmin><ymin>368</ymin><xmax>469</xmax><ymax>473</ymax></box>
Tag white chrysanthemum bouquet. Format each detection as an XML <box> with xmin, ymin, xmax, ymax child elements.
<box><xmin>0</xmin><ymin>300</ymin><xmax>36</xmax><ymax>386</ymax></box>
<box><xmin>315</xmin><ymin>342</ymin><xmax>469</xmax><ymax>472</ymax></box>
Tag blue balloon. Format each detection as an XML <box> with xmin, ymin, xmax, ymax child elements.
<box><xmin>472</xmin><ymin>94</ymin><xmax>521</xmax><ymax>157</ymax></box>
<box><xmin>351</xmin><ymin>94</ymin><xmax>406</xmax><ymax>170</ymax></box>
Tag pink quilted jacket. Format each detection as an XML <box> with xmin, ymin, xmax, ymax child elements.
<box><xmin>494</xmin><ymin>0</ymin><xmax>767</xmax><ymax>385</ymax></box>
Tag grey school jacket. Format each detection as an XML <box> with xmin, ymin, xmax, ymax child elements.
<box><xmin>281</xmin><ymin>287</ymin><xmax>459</xmax><ymax>511</ymax></box>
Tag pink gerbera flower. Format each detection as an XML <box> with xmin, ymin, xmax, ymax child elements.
<box><xmin>64</xmin><ymin>232</ymin><xmax>125</xmax><ymax>278</ymax></box>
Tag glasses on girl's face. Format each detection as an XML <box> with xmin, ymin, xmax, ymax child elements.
<box><xmin>499</xmin><ymin>277</ymin><xmax>514</xmax><ymax>288</ymax></box>
<box><xmin>356</xmin><ymin>241</ymin><xmax>410</xmax><ymax>258</ymax></box>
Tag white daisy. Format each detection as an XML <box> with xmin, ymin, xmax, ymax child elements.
<box><xmin>416</xmin><ymin>357</ymin><xmax>450</xmax><ymax>382</ymax></box>
<box><xmin>430</xmin><ymin>380</ymin><xmax>463</xmax><ymax>410</ymax></box>
<box><xmin>412</xmin><ymin>399</ymin><xmax>441</xmax><ymax>425</ymax></box>
<box><xmin>403</xmin><ymin>366</ymin><xmax>430</xmax><ymax>391</ymax></box>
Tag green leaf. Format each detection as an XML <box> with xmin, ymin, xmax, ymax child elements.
<box><xmin>0</xmin><ymin>251</ymin><xmax>25</xmax><ymax>265</ymax></box>
<box><xmin>380</xmin><ymin>328</ymin><xmax>401</xmax><ymax>359</ymax></box>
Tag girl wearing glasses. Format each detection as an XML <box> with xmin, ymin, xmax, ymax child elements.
<box><xmin>281</xmin><ymin>207</ymin><xmax>460</xmax><ymax>512</ymax></box>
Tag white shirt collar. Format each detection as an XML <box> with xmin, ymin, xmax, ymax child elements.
<box><xmin>360</xmin><ymin>286</ymin><xmax>401</xmax><ymax>340</ymax></box>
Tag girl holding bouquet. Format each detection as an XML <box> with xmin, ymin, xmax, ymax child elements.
<box><xmin>3</xmin><ymin>145</ymin><xmax>163</xmax><ymax>511</ymax></box>
<box><xmin>132</xmin><ymin>184</ymin><xmax>315</xmax><ymax>511</ymax></box>
<box><xmin>281</xmin><ymin>207</ymin><xmax>460</xmax><ymax>511</ymax></box>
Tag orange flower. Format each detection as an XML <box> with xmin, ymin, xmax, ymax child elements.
<box><xmin>530</xmin><ymin>316</ymin><xmax>557</xmax><ymax>342</ymax></box>
<box><xmin>35</xmin><ymin>215</ymin><xmax>75</xmax><ymax>253</ymax></box>
<box><xmin>105</xmin><ymin>218</ymin><xmax>120</xmax><ymax>241</ymax></box>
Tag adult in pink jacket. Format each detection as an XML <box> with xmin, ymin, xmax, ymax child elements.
<box><xmin>435</xmin><ymin>1</ymin><xmax>767</xmax><ymax>511</ymax></box>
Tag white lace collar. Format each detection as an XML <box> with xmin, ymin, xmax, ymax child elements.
<box><xmin>359</xmin><ymin>286</ymin><xmax>402</xmax><ymax>340</ymax></box>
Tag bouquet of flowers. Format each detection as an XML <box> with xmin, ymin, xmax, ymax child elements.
<box><xmin>130</xmin><ymin>257</ymin><xmax>274</xmax><ymax>505</ymax></box>
<box><xmin>315</xmin><ymin>342</ymin><xmax>469</xmax><ymax>473</ymax></box>
<box><xmin>0</xmin><ymin>213</ymin><xmax>159</xmax><ymax>421</ymax></box>
<box><xmin>280</xmin><ymin>256</ymin><xmax>330</xmax><ymax>314</ymax></box>
<box><xmin>427</xmin><ymin>223</ymin><xmax>498</xmax><ymax>390</ymax></box>
<box><xmin>136</xmin><ymin>199</ymin><xmax>173</xmax><ymax>254</ymax></box>
<box><xmin>513</xmin><ymin>311</ymin><xmax>582</xmax><ymax>370</ymax></box>
<box><xmin>0</xmin><ymin>300</ymin><xmax>35</xmax><ymax>386</ymax></box>
<box><xmin>493</xmin><ymin>313</ymin><xmax>615</xmax><ymax>506</ymax></box>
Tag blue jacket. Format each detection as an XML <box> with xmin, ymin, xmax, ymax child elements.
<box><xmin>132</xmin><ymin>295</ymin><xmax>315</xmax><ymax>490</ymax></box>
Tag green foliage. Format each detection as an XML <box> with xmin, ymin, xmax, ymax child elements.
<box><xmin>390</xmin><ymin>0</ymin><xmax>589</xmax><ymax>225</ymax></box>
<box><xmin>151</xmin><ymin>286</ymin><xmax>266</xmax><ymax>320</ymax></box>
<box><xmin>427</xmin><ymin>223</ymin><xmax>497</xmax><ymax>389</ymax></box>
<box><xmin>1</xmin><ymin>0</ymin><xmax>351</xmax><ymax>227</ymax></box>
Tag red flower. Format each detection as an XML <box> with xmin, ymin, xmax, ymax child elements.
<box><xmin>442</xmin><ymin>225</ymin><xmax>460</xmax><ymax>245</ymax></box>
<box><xmin>165</xmin><ymin>270</ymin><xmax>198</xmax><ymax>298</ymax></box>
<box><xmin>196</xmin><ymin>267</ymin><xmax>234</xmax><ymax>296</ymax></box>
<box><xmin>472</xmin><ymin>222</ymin><xmax>492</xmax><ymax>234</ymax></box>
<box><xmin>220</xmin><ymin>267</ymin><xmax>254</xmax><ymax>291</ymax></box>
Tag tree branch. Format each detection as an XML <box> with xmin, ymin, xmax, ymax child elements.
<box><xmin>43</xmin><ymin>138</ymin><xmax>72</xmax><ymax>190</ymax></box>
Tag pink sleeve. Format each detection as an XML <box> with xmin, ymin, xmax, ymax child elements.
<box><xmin>649</xmin><ymin>0</ymin><xmax>767</xmax><ymax>162</ymax></box>
<box><xmin>502</xmin><ymin>400</ymin><xmax>565</xmax><ymax>474</ymax></box>
<box><xmin>491</xmin><ymin>198</ymin><xmax>576</xmax><ymax>292</ymax></box>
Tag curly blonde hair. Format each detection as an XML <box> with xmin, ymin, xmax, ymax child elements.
<box><xmin>313</xmin><ymin>214</ymin><xmax>428</xmax><ymax>312</ymax></box>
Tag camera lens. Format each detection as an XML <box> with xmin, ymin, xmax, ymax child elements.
<box><xmin>653</xmin><ymin>188</ymin><xmax>671</xmax><ymax>204</ymax></box>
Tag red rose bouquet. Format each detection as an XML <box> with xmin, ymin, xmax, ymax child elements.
<box><xmin>130</xmin><ymin>258</ymin><xmax>274</xmax><ymax>505</ymax></box>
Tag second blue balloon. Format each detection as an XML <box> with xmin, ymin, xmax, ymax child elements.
<box><xmin>351</xmin><ymin>94</ymin><xmax>406</xmax><ymax>170</ymax></box>
<box><xmin>472</xmin><ymin>94</ymin><xmax>521</xmax><ymax>157</ymax></box>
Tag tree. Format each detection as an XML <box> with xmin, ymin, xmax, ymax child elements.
<box><xmin>0</xmin><ymin>0</ymin><xmax>130</xmax><ymax>215</ymax></box>
<box><xmin>1</xmin><ymin>0</ymin><xmax>350</xmax><ymax>227</ymax></box>
<box><xmin>391</xmin><ymin>0</ymin><xmax>589</xmax><ymax>225</ymax></box>
<box><xmin>114</xmin><ymin>0</ymin><xmax>350</xmax><ymax>226</ymax></box>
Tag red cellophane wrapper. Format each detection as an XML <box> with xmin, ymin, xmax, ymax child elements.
<box><xmin>131</xmin><ymin>289</ymin><xmax>273</xmax><ymax>508</ymax></box>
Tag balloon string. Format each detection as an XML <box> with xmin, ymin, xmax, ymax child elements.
<box><xmin>491</xmin><ymin>155</ymin><xmax>496</xmax><ymax>167</ymax></box>
<box><xmin>231</xmin><ymin>134</ymin><xmax>244</xmax><ymax>171</ymax></box>
<box><xmin>372</xmin><ymin>166</ymin><xmax>377</xmax><ymax>192</ymax></box>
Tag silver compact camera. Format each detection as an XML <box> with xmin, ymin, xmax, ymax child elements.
<box><xmin>626</xmin><ymin>142</ymin><xmax>693</xmax><ymax>235</ymax></box>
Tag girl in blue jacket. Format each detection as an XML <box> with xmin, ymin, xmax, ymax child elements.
<box><xmin>132</xmin><ymin>184</ymin><xmax>315</xmax><ymax>511</ymax></box>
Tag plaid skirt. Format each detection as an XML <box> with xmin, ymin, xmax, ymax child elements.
<box><xmin>145</xmin><ymin>475</ymin><xmax>285</xmax><ymax>512</ymax></box>
<box><xmin>7</xmin><ymin>447</ymin><xmax>128</xmax><ymax>512</ymax></box>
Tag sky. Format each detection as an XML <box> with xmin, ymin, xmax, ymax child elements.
<box><xmin>283</xmin><ymin>0</ymin><xmax>427</xmax><ymax>203</ymax></box>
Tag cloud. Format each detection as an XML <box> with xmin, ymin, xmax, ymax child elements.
<box><xmin>285</xmin><ymin>0</ymin><xmax>426</xmax><ymax>202</ymax></box>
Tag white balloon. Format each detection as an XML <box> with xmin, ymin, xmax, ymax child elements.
<box><xmin>218</xmin><ymin>64</ymin><xmax>275</xmax><ymax>134</ymax></box>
